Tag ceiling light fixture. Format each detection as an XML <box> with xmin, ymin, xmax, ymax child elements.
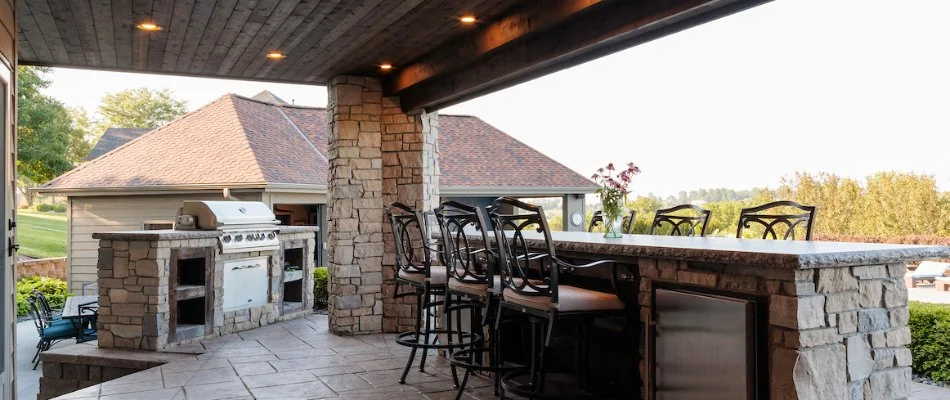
<box><xmin>136</xmin><ymin>22</ymin><xmax>162</xmax><ymax>31</ymax></box>
<box><xmin>379</xmin><ymin>64</ymin><xmax>393</xmax><ymax>70</ymax></box>
<box><xmin>459</xmin><ymin>15</ymin><xmax>477</xmax><ymax>24</ymax></box>
<box><xmin>266</xmin><ymin>52</ymin><xmax>286</xmax><ymax>60</ymax></box>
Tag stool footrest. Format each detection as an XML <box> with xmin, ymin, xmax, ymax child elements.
<box><xmin>394</xmin><ymin>330</ymin><xmax>481</xmax><ymax>350</ymax></box>
<box><xmin>449</xmin><ymin>347</ymin><xmax>525</xmax><ymax>373</ymax></box>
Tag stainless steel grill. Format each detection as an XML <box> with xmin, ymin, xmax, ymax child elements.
<box><xmin>175</xmin><ymin>200</ymin><xmax>281</xmax><ymax>253</ymax></box>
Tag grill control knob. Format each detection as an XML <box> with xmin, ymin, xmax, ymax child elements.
<box><xmin>267</xmin><ymin>232</ymin><xmax>276</xmax><ymax>240</ymax></box>
<box><xmin>222</xmin><ymin>235</ymin><xmax>231</xmax><ymax>243</ymax></box>
<box><xmin>235</xmin><ymin>235</ymin><xmax>243</xmax><ymax>242</ymax></box>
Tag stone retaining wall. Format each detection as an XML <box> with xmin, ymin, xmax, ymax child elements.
<box><xmin>16</xmin><ymin>257</ymin><xmax>67</xmax><ymax>280</ymax></box>
<box><xmin>638</xmin><ymin>258</ymin><xmax>911</xmax><ymax>400</ymax></box>
<box><xmin>37</xmin><ymin>342</ymin><xmax>191</xmax><ymax>400</ymax></box>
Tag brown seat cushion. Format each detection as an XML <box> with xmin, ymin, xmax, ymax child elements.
<box><xmin>448</xmin><ymin>275</ymin><xmax>503</xmax><ymax>297</ymax></box>
<box><xmin>503</xmin><ymin>285</ymin><xmax>624</xmax><ymax>313</ymax></box>
<box><xmin>397</xmin><ymin>266</ymin><xmax>447</xmax><ymax>285</ymax></box>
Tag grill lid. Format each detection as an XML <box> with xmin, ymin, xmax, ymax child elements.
<box><xmin>178</xmin><ymin>201</ymin><xmax>280</xmax><ymax>230</ymax></box>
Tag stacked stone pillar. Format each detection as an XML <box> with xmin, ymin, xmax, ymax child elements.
<box><xmin>326</xmin><ymin>76</ymin><xmax>439</xmax><ymax>334</ymax></box>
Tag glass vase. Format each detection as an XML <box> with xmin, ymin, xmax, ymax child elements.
<box><xmin>602</xmin><ymin>210</ymin><xmax>623</xmax><ymax>238</ymax></box>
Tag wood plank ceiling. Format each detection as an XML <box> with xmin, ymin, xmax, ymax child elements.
<box><xmin>16</xmin><ymin>0</ymin><xmax>522</xmax><ymax>85</ymax></box>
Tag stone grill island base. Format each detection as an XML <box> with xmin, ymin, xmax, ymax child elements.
<box><xmin>91</xmin><ymin>226</ymin><xmax>319</xmax><ymax>350</ymax></box>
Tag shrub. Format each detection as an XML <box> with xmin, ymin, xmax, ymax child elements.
<box><xmin>313</xmin><ymin>266</ymin><xmax>329</xmax><ymax>309</ymax></box>
<box><xmin>33</xmin><ymin>203</ymin><xmax>66</xmax><ymax>212</ymax></box>
<box><xmin>909</xmin><ymin>301</ymin><xmax>950</xmax><ymax>381</ymax></box>
<box><xmin>16</xmin><ymin>276</ymin><xmax>71</xmax><ymax>317</ymax></box>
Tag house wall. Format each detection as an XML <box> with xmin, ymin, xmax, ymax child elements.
<box><xmin>67</xmin><ymin>193</ymin><xmax>261</xmax><ymax>293</ymax></box>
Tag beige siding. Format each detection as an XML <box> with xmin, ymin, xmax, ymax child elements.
<box><xmin>68</xmin><ymin>193</ymin><xmax>262</xmax><ymax>292</ymax></box>
<box><xmin>262</xmin><ymin>191</ymin><xmax>326</xmax><ymax>206</ymax></box>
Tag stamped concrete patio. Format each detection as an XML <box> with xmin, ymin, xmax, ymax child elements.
<box><xmin>50</xmin><ymin>314</ymin><xmax>514</xmax><ymax>400</ymax></box>
<box><xmin>38</xmin><ymin>311</ymin><xmax>950</xmax><ymax>400</ymax></box>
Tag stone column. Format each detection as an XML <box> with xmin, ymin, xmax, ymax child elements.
<box><xmin>326</xmin><ymin>76</ymin><xmax>439</xmax><ymax>334</ymax></box>
<box><xmin>381</xmin><ymin>97</ymin><xmax>439</xmax><ymax>333</ymax></box>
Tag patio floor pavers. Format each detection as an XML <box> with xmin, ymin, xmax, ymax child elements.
<box><xmin>50</xmin><ymin>314</ymin><xmax>512</xmax><ymax>400</ymax></box>
<box><xmin>46</xmin><ymin>313</ymin><xmax>950</xmax><ymax>400</ymax></box>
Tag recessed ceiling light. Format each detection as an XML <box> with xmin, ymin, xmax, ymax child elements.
<box><xmin>136</xmin><ymin>22</ymin><xmax>162</xmax><ymax>31</ymax></box>
<box><xmin>379</xmin><ymin>64</ymin><xmax>393</xmax><ymax>70</ymax></box>
<box><xmin>266</xmin><ymin>52</ymin><xmax>286</xmax><ymax>60</ymax></box>
<box><xmin>460</xmin><ymin>15</ymin><xmax>477</xmax><ymax>24</ymax></box>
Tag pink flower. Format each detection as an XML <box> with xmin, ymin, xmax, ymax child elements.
<box><xmin>606</xmin><ymin>163</ymin><xmax>615</xmax><ymax>171</ymax></box>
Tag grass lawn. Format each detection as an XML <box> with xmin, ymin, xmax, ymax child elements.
<box><xmin>17</xmin><ymin>209</ymin><xmax>67</xmax><ymax>259</ymax></box>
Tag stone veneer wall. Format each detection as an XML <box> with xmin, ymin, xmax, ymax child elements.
<box><xmin>15</xmin><ymin>256</ymin><xmax>67</xmax><ymax>280</ymax></box>
<box><xmin>326</xmin><ymin>75</ymin><xmax>439</xmax><ymax>334</ymax></box>
<box><xmin>638</xmin><ymin>258</ymin><xmax>911</xmax><ymax>400</ymax></box>
<box><xmin>95</xmin><ymin>230</ymin><xmax>315</xmax><ymax>350</ymax></box>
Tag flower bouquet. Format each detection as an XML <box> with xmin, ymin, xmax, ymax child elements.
<box><xmin>591</xmin><ymin>162</ymin><xmax>641</xmax><ymax>238</ymax></box>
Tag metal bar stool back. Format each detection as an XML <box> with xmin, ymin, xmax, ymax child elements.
<box><xmin>387</xmin><ymin>202</ymin><xmax>455</xmax><ymax>384</ymax></box>
<box><xmin>620</xmin><ymin>210</ymin><xmax>637</xmax><ymax>234</ymax></box>
<box><xmin>737</xmin><ymin>200</ymin><xmax>816</xmax><ymax>240</ymax></box>
<box><xmin>649</xmin><ymin>204</ymin><xmax>711</xmax><ymax>237</ymax></box>
<box><xmin>490</xmin><ymin>197</ymin><xmax>626</xmax><ymax>399</ymax></box>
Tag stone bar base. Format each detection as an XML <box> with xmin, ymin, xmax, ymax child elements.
<box><xmin>638</xmin><ymin>258</ymin><xmax>911</xmax><ymax>400</ymax></box>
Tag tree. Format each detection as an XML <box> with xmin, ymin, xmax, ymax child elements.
<box><xmin>97</xmin><ymin>87</ymin><xmax>187</xmax><ymax>131</ymax></box>
<box><xmin>16</xmin><ymin>66</ymin><xmax>88</xmax><ymax>206</ymax></box>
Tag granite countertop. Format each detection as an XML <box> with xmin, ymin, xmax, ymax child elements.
<box><xmin>93</xmin><ymin>225</ymin><xmax>318</xmax><ymax>240</ymax></box>
<box><xmin>480</xmin><ymin>231</ymin><xmax>950</xmax><ymax>269</ymax></box>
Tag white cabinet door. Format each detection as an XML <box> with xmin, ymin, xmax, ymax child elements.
<box><xmin>222</xmin><ymin>257</ymin><xmax>269</xmax><ymax>311</ymax></box>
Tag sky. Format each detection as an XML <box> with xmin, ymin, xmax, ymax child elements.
<box><xmin>42</xmin><ymin>0</ymin><xmax>950</xmax><ymax>197</ymax></box>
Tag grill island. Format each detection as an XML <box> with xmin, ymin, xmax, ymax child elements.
<box><xmin>91</xmin><ymin>201</ymin><xmax>318</xmax><ymax>350</ymax></box>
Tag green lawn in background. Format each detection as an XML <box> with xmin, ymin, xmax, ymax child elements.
<box><xmin>17</xmin><ymin>209</ymin><xmax>67</xmax><ymax>259</ymax></box>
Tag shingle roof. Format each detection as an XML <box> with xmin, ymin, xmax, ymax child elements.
<box><xmin>43</xmin><ymin>92</ymin><xmax>595</xmax><ymax>194</ymax></box>
<box><xmin>85</xmin><ymin>128</ymin><xmax>153</xmax><ymax>161</ymax></box>
<box><xmin>438</xmin><ymin>115</ymin><xmax>595</xmax><ymax>189</ymax></box>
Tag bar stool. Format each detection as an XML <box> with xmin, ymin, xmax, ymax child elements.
<box><xmin>490</xmin><ymin>197</ymin><xmax>627</xmax><ymax>399</ymax></box>
<box><xmin>435</xmin><ymin>201</ymin><xmax>524</xmax><ymax>399</ymax></box>
<box><xmin>586</xmin><ymin>211</ymin><xmax>603</xmax><ymax>232</ymax></box>
<box><xmin>649</xmin><ymin>204</ymin><xmax>711</xmax><ymax>237</ymax></box>
<box><xmin>387</xmin><ymin>202</ymin><xmax>463</xmax><ymax>384</ymax></box>
<box><xmin>737</xmin><ymin>200</ymin><xmax>816</xmax><ymax>240</ymax></box>
<box><xmin>620</xmin><ymin>210</ymin><xmax>637</xmax><ymax>234</ymax></box>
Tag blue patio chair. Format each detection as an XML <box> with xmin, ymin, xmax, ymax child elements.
<box><xmin>27</xmin><ymin>298</ymin><xmax>80</xmax><ymax>369</ymax></box>
<box><xmin>32</xmin><ymin>289</ymin><xmax>65</xmax><ymax>323</ymax></box>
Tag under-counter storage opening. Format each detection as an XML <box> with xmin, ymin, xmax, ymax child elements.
<box><xmin>170</xmin><ymin>248</ymin><xmax>213</xmax><ymax>342</ymax></box>
<box><xmin>282</xmin><ymin>247</ymin><xmax>305</xmax><ymax>313</ymax></box>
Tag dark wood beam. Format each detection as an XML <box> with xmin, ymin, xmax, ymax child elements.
<box><xmin>388</xmin><ymin>0</ymin><xmax>772</xmax><ymax>113</ymax></box>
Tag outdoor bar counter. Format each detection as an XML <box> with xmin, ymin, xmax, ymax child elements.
<box><xmin>492</xmin><ymin>231</ymin><xmax>950</xmax><ymax>400</ymax></box>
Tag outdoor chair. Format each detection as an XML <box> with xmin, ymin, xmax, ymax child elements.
<box><xmin>32</xmin><ymin>289</ymin><xmax>63</xmax><ymax>323</ymax></box>
<box><xmin>387</xmin><ymin>202</ymin><xmax>460</xmax><ymax>385</ymax></box>
<box><xmin>649</xmin><ymin>204</ymin><xmax>711</xmax><ymax>237</ymax></box>
<box><xmin>905</xmin><ymin>261</ymin><xmax>950</xmax><ymax>288</ymax></box>
<box><xmin>436</xmin><ymin>201</ymin><xmax>524</xmax><ymax>399</ymax></box>
<box><xmin>72</xmin><ymin>301</ymin><xmax>99</xmax><ymax>343</ymax></box>
<box><xmin>736</xmin><ymin>200</ymin><xmax>816</xmax><ymax>240</ymax></box>
<box><xmin>27</xmin><ymin>297</ymin><xmax>79</xmax><ymax>369</ymax></box>
<box><xmin>490</xmin><ymin>197</ymin><xmax>626</xmax><ymax>398</ymax></box>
